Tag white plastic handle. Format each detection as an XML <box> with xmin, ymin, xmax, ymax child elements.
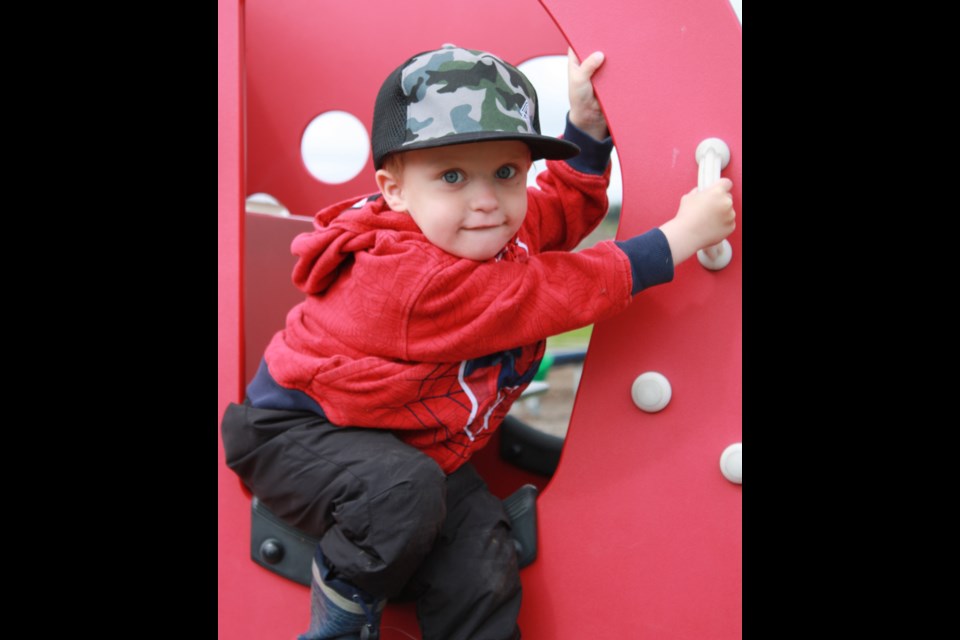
<box><xmin>695</xmin><ymin>138</ymin><xmax>733</xmax><ymax>271</ymax></box>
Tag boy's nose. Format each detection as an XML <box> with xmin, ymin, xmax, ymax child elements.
<box><xmin>469</xmin><ymin>180</ymin><xmax>499</xmax><ymax>213</ymax></box>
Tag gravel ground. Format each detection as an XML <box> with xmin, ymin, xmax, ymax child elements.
<box><xmin>508</xmin><ymin>364</ymin><xmax>581</xmax><ymax>439</ymax></box>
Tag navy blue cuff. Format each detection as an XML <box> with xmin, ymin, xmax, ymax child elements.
<box><xmin>615</xmin><ymin>228</ymin><xmax>675</xmax><ymax>295</ymax></box>
<box><xmin>563</xmin><ymin>114</ymin><xmax>613</xmax><ymax>175</ymax></box>
<box><xmin>246</xmin><ymin>358</ymin><xmax>328</xmax><ymax>416</ymax></box>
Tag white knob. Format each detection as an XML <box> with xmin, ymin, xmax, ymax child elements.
<box><xmin>720</xmin><ymin>442</ymin><xmax>742</xmax><ymax>484</ymax></box>
<box><xmin>631</xmin><ymin>372</ymin><xmax>672</xmax><ymax>412</ymax></box>
<box><xmin>695</xmin><ymin>137</ymin><xmax>733</xmax><ymax>271</ymax></box>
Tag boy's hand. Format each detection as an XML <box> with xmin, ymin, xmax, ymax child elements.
<box><xmin>568</xmin><ymin>48</ymin><xmax>608</xmax><ymax>141</ymax></box>
<box><xmin>659</xmin><ymin>178</ymin><xmax>737</xmax><ymax>265</ymax></box>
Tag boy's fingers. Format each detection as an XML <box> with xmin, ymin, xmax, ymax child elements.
<box><xmin>701</xmin><ymin>178</ymin><xmax>733</xmax><ymax>192</ymax></box>
<box><xmin>568</xmin><ymin>48</ymin><xmax>605</xmax><ymax>76</ymax></box>
<box><xmin>581</xmin><ymin>51</ymin><xmax>605</xmax><ymax>75</ymax></box>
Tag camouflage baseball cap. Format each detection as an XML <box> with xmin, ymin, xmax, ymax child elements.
<box><xmin>371</xmin><ymin>44</ymin><xmax>580</xmax><ymax>169</ymax></box>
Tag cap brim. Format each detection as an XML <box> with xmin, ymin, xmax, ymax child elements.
<box><xmin>390</xmin><ymin>131</ymin><xmax>581</xmax><ymax>164</ymax></box>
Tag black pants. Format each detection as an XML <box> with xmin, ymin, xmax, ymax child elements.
<box><xmin>221</xmin><ymin>400</ymin><xmax>522</xmax><ymax>640</ymax></box>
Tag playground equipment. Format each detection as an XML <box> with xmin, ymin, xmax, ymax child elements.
<box><xmin>218</xmin><ymin>1</ymin><xmax>741</xmax><ymax>637</ymax></box>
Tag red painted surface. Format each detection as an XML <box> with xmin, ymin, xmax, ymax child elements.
<box><xmin>518</xmin><ymin>1</ymin><xmax>742</xmax><ymax>637</ymax></box>
<box><xmin>217</xmin><ymin>0</ymin><xmax>252</xmax><ymax>637</ymax></box>
<box><xmin>219</xmin><ymin>0</ymin><xmax>741</xmax><ymax>638</ymax></box>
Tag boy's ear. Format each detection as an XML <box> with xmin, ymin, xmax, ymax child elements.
<box><xmin>376</xmin><ymin>169</ymin><xmax>406</xmax><ymax>212</ymax></box>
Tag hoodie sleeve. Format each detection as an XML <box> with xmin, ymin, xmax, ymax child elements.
<box><xmin>398</xmin><ymin>241</ymin><xmax>636</xmax><ymax>362</ymax></box>
<box><xmin>527</xmin><ymin>118</ymin><xmax>613</xmax><ymax>253</ymax></box>
<box><xmin>286</xmin><ymin>231</ymin><xmax>635</xmax><ymax>364</ymax></box>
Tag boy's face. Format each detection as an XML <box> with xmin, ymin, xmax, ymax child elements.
<box><xmin>377</xmin><ymin>140</ymin><xmax>532</xmax><ymax>261</ymax></box>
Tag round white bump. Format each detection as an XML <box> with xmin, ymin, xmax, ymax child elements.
<box><xmin>246</xmin><ymin>192</ymin><xmax>290</xmax><ymax>217</ymax></box>
<box><xmin>631</xmin><ymin>372</ymin><xmax>672</xmax><ymax>412</ymax></box>
<box><xmin>720</xmin><ymin>442</ymin><xmax>742</xmax><ymax>484</ymax></box>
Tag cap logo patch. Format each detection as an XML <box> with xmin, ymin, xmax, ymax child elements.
<box><xmin>519</xmin><ymin>99</ymin><xmax>533</xmax><ymax>130</ymax></box>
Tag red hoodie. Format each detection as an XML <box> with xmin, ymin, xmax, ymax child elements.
<box><xmin>262</xmin><ymin>159</ymin><xmax>636</xmax><ymax>472</ymax></box>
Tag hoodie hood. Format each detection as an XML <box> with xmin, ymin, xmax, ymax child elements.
<box><xmin>290</xmin><ymin>194</ymin><xmax>422</xmax><ymax>295</ymax></box>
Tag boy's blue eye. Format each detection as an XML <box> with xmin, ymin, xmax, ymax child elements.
<box><xmin>442</xmin><ymin>170</ymin><xmax>463</xmax><ymax>184</ymax></box>
<box><xmin>496</xmin><ymin>165</ymin><xmax>517</xmax><ymax>179</ymax></box>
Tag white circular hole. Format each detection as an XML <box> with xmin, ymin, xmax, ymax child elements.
<box><xmin>516</xmin><ymin>55</ymin><xmax>622</xmax><ymax>214</ymax></box>
<box><xmin>516</xmin><ymin>56</ymin><xmax>570</xmax><ymax>139</ymax></box>
<box><xmin>301</xmin><ymin>111</ymin><xmax>370</xmax><ymax>184</ymax></box>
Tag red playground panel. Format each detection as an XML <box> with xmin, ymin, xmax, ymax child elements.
<box><xmin>218</xmin><ymin>1</ymin><xmax>741</xmax><ymax>638</ymax></box>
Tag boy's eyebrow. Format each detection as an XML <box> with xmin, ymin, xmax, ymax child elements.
<box><xmin>503</xmin><ymin>151</ymin><xmax>533</xmax><ymax>163</ymax></box>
